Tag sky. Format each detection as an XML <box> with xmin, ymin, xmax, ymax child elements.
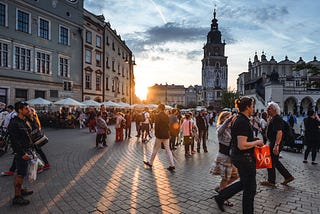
<box><xmin>84</xmin><ymin>0</ymin><xmax>320</xmax><ymax>100</ymax></box>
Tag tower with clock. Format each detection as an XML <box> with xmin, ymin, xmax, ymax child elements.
<box><xmin>201</xmin><ymin>9</ymin><xmax>228</xmax><ymax>108</ymax></box>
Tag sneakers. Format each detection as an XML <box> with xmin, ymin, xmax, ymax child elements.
<box><xmin>303</xmin><ymin>160</ymin><xmax>308</xmax><ymax>163</ymax></box>
<box><xmin>1</xmin><ymin>170</ymin><xmax>14</xmax><ymax>176</ymax></box>
<box><xmin>260</xmin><ymin>180</ymin><xmax>276</xmax><ymax>187</ymax></box>
<box><xmin>43</xmin><ymin>164</ymin><xmax>50</xmax><ymax>170</ymax></box>
<box><xmin>281</xmin><ymin>176</ymin><xmax>294</xmax><ymax>185</ymax></box>
<box><xmin>311</xmin><ymin>162</ymin><xmax>318</xmax><ymax>165</ymax></box>
<box><xmin>167</xmin><ymin>166</ymin><xmax>175</xmax><ymax>172</ymax></box>
<box><xmin>12</xmin><ymin>196</ymin><xmax>30</xmax><ymax>206</ymax></box>
<box><xmin>21</xmin><ymin>188</ymin><xmax>33</xmax><ymax>196</ymax></box>
<box><xmin>143</xmin><ymin>161</ymin><xmax>152</xmax><ymax>168</ymax></box>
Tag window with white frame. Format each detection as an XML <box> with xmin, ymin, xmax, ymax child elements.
<box><xmin>95</xmin><ymin>52</ymin><xmax>101</xmax><ymax>67</ymax></box>
<box><xmin>85</xmin><ymin>73</ymin><xmax>91</xmax><ymax>89</ymax></box>
<box><xmin>16</xmin><ymin>9</ymin><xmax>30</xmax><ymax>33</ymax></box>
<box><xmin>59</xmin><ymin>56</ymin><xmax>69</xmax><ymax>77</ymax></box>
<box><xmin>38</xmin><ymin>17</ymin><xmax>50</xmax><ymax>40</ymax></box>
<box><xmin>36</xmin><ymin>51</ymin><xmax>50</xmax><ymax>74</ymax></box>
<box><xmin>85</xmin><ymin>49</ymin><xmax>91</xmax><ymax>63</ymax></box>
<box><xmin>59</xmin><ymin>25</ymin><xmax>69</xmax><ymax>45</ymax></box>
<box><xmin>0</xmin><ymin>42</ymin><xmax>8</xmax><ymax>67</ymax></box>
<box><xmin>0</xmin><ymin>3</ymin><xmax>7</xmax><ymax>27</ymax></box>
<box><xmin>14</xmin><ymin>46</ymin><xmax>31</xmax><ymax>71</ymax></box>
<box><xmin>63</xmin><ymin>81</ymin><xmax>72</xmax><ymax>91</ymax></box>
<box><xmin>96</xmin><ymin>35</ymin><xmax>101</xmax><ymax>48</ymax></box>
<box><xmin>96</xmin><ymin>74</ymin><xmax>101</xmax><ymax>91</ymax></box>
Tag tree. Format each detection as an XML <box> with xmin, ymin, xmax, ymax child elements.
<box><xmin>295</xmin><ymin>62</ymin><xmax>320</xmax><ymax>88</ymax></box>
<box><xmin>221</xmin><ymin>89</ymin><xmax>240</xmax><ymax>108</ymax></box>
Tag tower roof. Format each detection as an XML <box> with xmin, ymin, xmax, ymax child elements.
<box><xmin>207</xmin><ymin>8</ymin><xmax>222</xmax><ymax>44</ymax></box>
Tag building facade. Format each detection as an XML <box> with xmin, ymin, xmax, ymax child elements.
<box><xmin>238</xmin><ymin>52</ymin><xmax>320</xmax><ymax>114</ymax></box>
<box><xmin>0</xmin><ymin>0</ymin><xmax>84</xmax><ymax>104</ymax></box>
<box><xmin>0</xmin><ymin>0</ymin><xmax>136</xmax><ymax>105</ymax></box>
<box><xmin>103</xmin><ymin>21</ymin><xmax>135</xmax><ymax>104</ymax></box>
<box><xmin>147</xmin><ymin>84</ymin><xmax>186</xmax><ymax>107</ymax></box>
<box><xmin>201</xmin><ymin>9</ymin><xmax>228</xmax><ymax>107</ymax></box>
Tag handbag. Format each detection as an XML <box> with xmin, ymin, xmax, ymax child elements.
<box><xmin>254</xmin><ymin>145</ymin><xmax>272</xmax><ymax>169</ymax></box>
<box><xmin>33</xmin><ymin>130</ymin><xmax>49</xmax><ymax>147</ymax></box>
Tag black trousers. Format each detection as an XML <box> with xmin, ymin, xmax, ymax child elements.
<box><xmin>216</xmin><ymin>154</ymin><xmax>257</xmax><ymax>214</ymax></box>
<box><xmin>267</xmin><ymin>149</ymin><xmax>292</xmax><ymax>184</ymax></box>
<box><xmin>304</xmin><ymin>144</ymin><xmax>318</xmax><ymax>161</ymax></box>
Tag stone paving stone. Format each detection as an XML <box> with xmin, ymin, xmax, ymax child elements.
<box><xmin>1</xmin><ymin>125</ymin><xmax>320</xmax><ymax>213</ymax></box>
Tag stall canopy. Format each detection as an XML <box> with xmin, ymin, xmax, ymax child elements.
<box><xmin>53</xmin><ymin>98</ymin><xmax>84</xmax><ymax>107</ymax></box>
<box><xmin>26</xmin><ymin>97</ymin><xmax>52</xmax><ymax>106</ymax></box>
<box><xmin>81</xmin><ymin>99</ymin><xmax>101</xmax><ymax>107</ymax></box>
<box><xmin>102</xmin><ymin>100</ymin><xmax>120</xmax><ymax>108</ymax></box>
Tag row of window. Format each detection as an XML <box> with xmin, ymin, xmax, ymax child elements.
<box><xmin>0</xmin><ymin>3</ymin><xmax>70</xmax><ymax>45</ymax></box>
<box><xmin>0</xmin><ymin>41</ymin><xmax>70</xmax><ymax>77</ymax></box>
<box><xmin>86</xmin><ymin>29</ymin><xmax>128</xmax><ymax>60</ymax></box>
<box><xmin>84</xmin><ymin>73</ymin><xmax>129</xmax><ymax>95</ymax></box>
<box><xmin>15</xmin><ymin>88</ymin><xmax>60</xmax><ymax>100</ymax></box>
<box><xmin>85</xmin><ymin>49</ymin><xmax>129</xmax><ymax>79</ymax></box>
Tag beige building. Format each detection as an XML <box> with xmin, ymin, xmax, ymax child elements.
<box><xmin>83</xmin><ymin>10</ymin><xmax>135</xmax><ymax>104</ymax></box>
<box><xmin>147</xmin><ymin>84</ymin><xmax>186</xmax><ymax>107</ymax></box>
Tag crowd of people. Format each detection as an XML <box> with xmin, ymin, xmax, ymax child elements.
<box><xmin>0</xmin><ymin>99</ymin><xmax>319</xmax><ymax>213</ymax></box>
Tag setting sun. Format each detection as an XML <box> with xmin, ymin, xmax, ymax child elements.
<box><xmin>135</xmin><ymin>82</ymin><xmax>148</xmax><ymax>101</ymax></box>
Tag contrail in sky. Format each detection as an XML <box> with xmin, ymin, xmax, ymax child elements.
<box><xmin>149</xmin><ymin>0</ymin><xmax>167</xmax><ymax>24</ymax></box>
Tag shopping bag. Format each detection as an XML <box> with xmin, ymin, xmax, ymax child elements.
<box><xmin>254</xmin><ymin>145</ymin><xmax>272</xmax><ymax>169</ymax></box>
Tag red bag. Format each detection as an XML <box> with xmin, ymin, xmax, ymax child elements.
<box><xmin>254</xmin><ymin>145</ymin><xmax>272</xmax><ymax>169</ymax></box>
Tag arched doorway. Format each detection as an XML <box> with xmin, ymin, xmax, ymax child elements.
<box><xmin>300</xmin><ymin>97</ymin><xmax>313</xmax><ymax>115</ymax></box>
<box><xmin>284</xmin><ymin>97</ymin><xmax>297</xmax><ymax>115</ymax></box>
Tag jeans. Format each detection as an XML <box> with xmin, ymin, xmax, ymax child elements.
<box><xmin>217</xmin><ymin>154</ymin><xmax>257</xmax><ymax>214</ymax></box>
<box><xmin>197</xmin><ymin>129</ymin><xmax>208</xmax><ymax>151</ymax></box>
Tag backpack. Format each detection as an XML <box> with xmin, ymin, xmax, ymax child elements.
<box><xmin>282</xmin><ymin>119</ymin><xmax>295</xmax><ymax>145</ymax></box>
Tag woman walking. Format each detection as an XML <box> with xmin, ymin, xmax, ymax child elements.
<box><xmin>303</xmin><ymin>109</ymin><xmax>320</xmax><ymax>164</ymax></box>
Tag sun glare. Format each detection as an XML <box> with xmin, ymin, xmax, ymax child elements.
<box><xmin>135</xmin><ymin>84</ymin><xmax>148</xmax><ymax>101</ymax></box>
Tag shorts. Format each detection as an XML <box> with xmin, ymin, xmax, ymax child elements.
<box><xmin>15</xmin><ymin>154</ymin><xmax>29</xmax><ymax>177</ymax></box>
<box><xmin>210</xmin><ymin>154</ymin><xmax>238</xmax><ymax>180</ymax></box>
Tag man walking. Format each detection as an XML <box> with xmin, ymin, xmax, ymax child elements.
<box><xmin>8</xmin><ymin>101</ymin><xmax>34</xmax><ymax>205</ymax></box>
<box><xmin>143</xmin><ymin>104</ymin><xmax>175</xmax><ymax>172</ymax></box>
<box><xmin>196</xmin><ymin>109</ymin><xmax>209</xmax><ymax>153</ymax></box>
<box><xmin>260</xmin><ymin>101</ymin><xmax>294</xmax><ymax>187</ymax></box>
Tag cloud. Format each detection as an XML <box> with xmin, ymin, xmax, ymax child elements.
<box><xmin>124</xmin><ymin>22</ymin><xmax>235</xmax><ymax>55</ymax></box>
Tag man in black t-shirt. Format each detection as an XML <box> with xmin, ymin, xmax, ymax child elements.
<box><xmin>260</xmin><ymin>102</ymin><xmax>294</xmax><ymax>187</ymax></box>
<box><xmin>215</xmin><ymin>97</ymin><xmax>263</xmax><ymax>213</ymax></box>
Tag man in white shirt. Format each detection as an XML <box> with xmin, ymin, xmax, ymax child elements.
<box><xmin>2</xmin><ymin>105</ymin><xmax>17</xmax><ymax>129</ymax></box>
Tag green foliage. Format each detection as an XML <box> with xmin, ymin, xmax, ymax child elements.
<box><xmin>221</xmin><ymin>89</ymin><xmax>240</xmax><ymax>108</ymax></box>
<box><xmin>295</xmin><ymin>63</ymin><xmax>320</xmax><ymax>88</ymax></box>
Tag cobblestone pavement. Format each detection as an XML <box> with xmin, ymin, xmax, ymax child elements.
<box><xmin>0</xmin><ymin>124</ymin><xmax>319</xmax><ymax>214</ymax></box>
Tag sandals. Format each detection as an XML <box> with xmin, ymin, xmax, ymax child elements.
<box><xmin>224</xmin><ymin>200</ymin><xmax>234</xmax><ymax>207</ymax></box>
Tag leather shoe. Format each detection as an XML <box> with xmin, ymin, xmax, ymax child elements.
<box><xmin>214</xmin><ymin>195</ymin><xmax>225</xmax><ymax>212</ymax></box>
<box><xmin>260</xmin><ymin>181</ymin><xmax>276</xmax><ymax>187</ymax></box>
<box><xmin>281</xmin><ymin>176</ymin><xmax>294</xmax><ymax>185</ymax></box>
